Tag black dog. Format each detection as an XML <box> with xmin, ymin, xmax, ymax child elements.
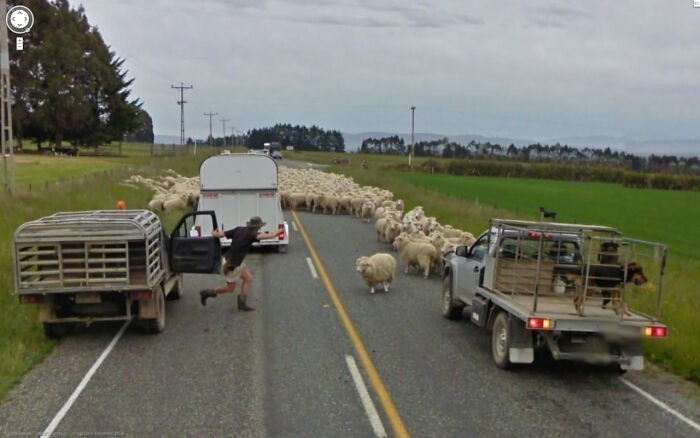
<box><xmin>584</xmin><ymin>242</ymin><xmax>648</xmax><ymax>315</ymax></box>
<box><xmin>539</xmin><ymin>206</ymin><xmax>557</xmax><ymax>220</ymax></box>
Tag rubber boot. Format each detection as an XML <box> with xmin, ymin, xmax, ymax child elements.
<box><xmin>199</xmin><ymin>289</ymin><xmax>216</xmax><ymax>306</ymax></box>
<box><xmin>237</xmin><ymin>294</ymin><xmax>255</xmax><ymax>311</ymax></box>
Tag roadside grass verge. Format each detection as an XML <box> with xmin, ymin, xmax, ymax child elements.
<box><xmin>0</xmin><ymin>152</ymin><xmax>211</xmax><ymax>400</ymax></box>
<box><xmin>303</xmin><ymin>151</ymin><xmax>699</xmax><ymax>382</ymax></box>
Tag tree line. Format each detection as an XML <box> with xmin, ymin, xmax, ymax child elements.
<box><xmin>245</xmin><ymin>123</ymin><xmax>344</xmax><ymax>152</ymax></box>
<box><xmin>362</xmin><ymin>136</ymin><xmax>700</xmax><ymax>176</ymax></box>
<box><xmin>10</xmin><ymin>0</ymin><xmax>145</xmax><ymax>150</ymax></box>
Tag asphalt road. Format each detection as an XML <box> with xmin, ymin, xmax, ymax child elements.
<box><xmin>1</xmin><ymin>210</ymin><xmax>699</xmax><ymax>437</ymax></box>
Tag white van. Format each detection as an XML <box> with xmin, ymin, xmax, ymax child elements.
<box><xmin>196</xmin><ymin>153</ymin><xmax>289</xmax><ymax>252</ymax></box>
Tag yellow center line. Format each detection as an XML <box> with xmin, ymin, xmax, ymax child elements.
<box><xmin>291</xmin><ymin>210</ymin><xmax>410</xmax><ymax>438</ymax></box>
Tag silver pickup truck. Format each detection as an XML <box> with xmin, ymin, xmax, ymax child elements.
<box><xmin>13</xmin><ymin>209</ymin><xmax>221</xmax><ymax>337</ymax></box>
<box><xmin>441</xmin><ymin>219</ymin><xmax>668</xmax><ymax>371</ymax></box>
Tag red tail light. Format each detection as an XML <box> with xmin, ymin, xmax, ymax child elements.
<box><xmin>278</xmin><ymin>232</ymin><xmax>285</xmax><ymax>240</ymax></box>
<box><xmin>21</xmin><ymin>295</ymin><xmax>43</xmax><ymax>304</ymax></box>
<box><xmin>528</xmin><ymin>318</ymin><xmax>553</xmax><ymax>330</ymax></box>
<box><xmin>644</xmin><ymin>326</ymin><xmax>667</xmax><ymax>338</ymax></box>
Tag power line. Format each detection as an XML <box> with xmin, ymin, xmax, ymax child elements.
<box><xmin>220</xmin><ymin>118</ymin><xmax>229</xmax><ymax>147</ymax></box>
<box><xmin>171</xmin><ymin>82</ymin><xmax>193</xmax><ymax>146</ymax></box>
<box><xmin>203</xmin><ymin>111</ymin><xmax>217</xmax><ymax>145</ymax></box>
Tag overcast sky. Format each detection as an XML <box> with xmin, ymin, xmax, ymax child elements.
<box><xmin>76</xmin><ymin>0</ymin><xmax>700</xmax><ymax>144</ymax></box>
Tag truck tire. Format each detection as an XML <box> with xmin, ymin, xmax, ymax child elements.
<box><xmin>166</xmin><ymin>275</ymin><xmax>183</xmax><ymax>301</ymax></box>
<box><xmin>442</xmin><ymin>274</ymin><xmax>464</xmax><ymax>320</ymax></box>
<box><xmin>492</xmin><ymin>312</ymin><xmax>512</xmax><ymax>369</ymax></box>
<box><xmin>147</xmin><ymin>287</ymin><xmax>166</xmax><ymax>334</ymax></box>
<box><xmin>43</xmin><ymin>323</ymin><xmax>71</xmax><ymax>339</ymax></box>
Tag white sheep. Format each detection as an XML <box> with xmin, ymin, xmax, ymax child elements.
<box><xmin>360</xmin><ymin>201</ymin><xmax>375</xmax><ymax>223</ymax></box>
<box><xmin>356</xmin><ymin>253</ymin><xmax>397</xmax><ymax>294</ymax></box>
<box><xmin>375</xmin><ymin>217</ymin><xmax>389</xmax><ymax>241</ymax></box>
<box><xmin>383</xmin><ymin>220</ymin><xmax>403</xmax><ymax>246</ymax></box>
<box><xmin>393</xmin><ymin>234</ymin><xmax>439</xmax><ymax>279</ymax></box>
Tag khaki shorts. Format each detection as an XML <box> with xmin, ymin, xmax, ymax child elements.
<box><xmin>222</xmin><ymin>261</ymin><xmax>246</xmax><ymax>283</ymax></box>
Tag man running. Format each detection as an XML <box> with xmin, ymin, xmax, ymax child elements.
<box><xmin>199</xmin><ymin>216</ymin><xmax>282</xmax><ymax>311</ymax></box>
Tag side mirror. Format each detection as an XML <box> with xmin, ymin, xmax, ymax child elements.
<box><xmin>456</xmin><ymin>246</ymin><xmax>468</xmax><ymax>257</ymax></box>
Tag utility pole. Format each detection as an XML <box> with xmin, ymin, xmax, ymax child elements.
<box><xmin>220</xmin><ymin>118</ymin><xmax>229</xmax><ymax>147</ymax></box>
<box><xmin>410</xmin><ymin>106</ymin><xmax>416</xmax><ymax>170</ymax></box>
<box><xmin>203</xmin><ymin>111</ymin><xmax>217</xmax><ymax>145</ymax></box>
<box><xmin>229</xmin><ymin>126</ymin><xmax>236</xmax><ymax>146</ymax></box>
<box><xmin>1</xmin><ymin>0</ymin><xmax>15</xmax><ymax>193</ymax></box>
<box><xmin>171</xmin><ymin>82</ymin><xmax>193</xmax><ymax>146</ymax></box>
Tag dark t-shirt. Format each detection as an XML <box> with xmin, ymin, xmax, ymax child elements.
<box><xmin>224</xmin><ymin>226</ymin><xmax>259</xmax><ymax>267</ymax></box>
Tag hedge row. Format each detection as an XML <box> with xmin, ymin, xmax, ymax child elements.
<box><xmin>409</xmin><ymin>159</ymin><xmax>700</xmax><ymax>191</ymax></box>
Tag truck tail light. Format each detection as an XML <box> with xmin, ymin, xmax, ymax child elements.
<box><xmin>278</xmin><ymin>232</ymin><xmax>285</xmax><ymax>240</ymax></box>
<box><xmin>528</xmin><ymin>318</ymin><xmax>554</xmax><ymax>330</ymax></box>
<box><xmin>21</xmin><ymin>295</ymin><xmax>44</xmax><ymax>304</ymax></box>
<box><xmin>129</xmin><ymin>291</ymin><xmax>151</xmax><ymax>301</ymax></box>
<box><xmin>643</xmin><ymin>326</ymin><xmax>666</xmax><ymax>338</ymax></box>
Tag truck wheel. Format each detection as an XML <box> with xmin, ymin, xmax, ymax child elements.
<box><xmin>492</xmin><ymin>312</ymin><xmax>512</xmax><ymax>369</ymax></box>
<box><xmin>442</xmin><ymin>274</ymin><xmax>464</xmax><ymax>320</ymax></box>
<box><xmin>147</xmin><ymin>287</ymin><xmax>166</xmax><ymax>334</ymax></box>
<box><xmin>166</xmin><ymin>275</ymin><xmax>183</xmax><ymax>301</ymax></box>
<box><xmin>43</xmin><ymin>323</ymin><xmax>70</xmax><ymax>339</ymax></box>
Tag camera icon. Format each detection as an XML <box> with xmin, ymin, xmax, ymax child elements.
<box><xmin>6</xmin><ymin>5</ymin><xmax>34</xmax><ymax>34</ymax></box>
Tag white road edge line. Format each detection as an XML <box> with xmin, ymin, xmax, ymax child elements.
<box><xmin>41</xmin><ymin>318</ymin><xmax>132</xmax><ymax>438</ymax></box>
<box><xmin>292</xmin><ymin>220</ymin><xmax>298</xmax><ymax>232</ymax></box>
<box><xmin>306</xmin><ymin>257</ymin><xmax>319</xmax><ymax>279</ymax></box>
<box><xmin>619</xmin><ymin>377</ymin><xmax>700</xmax><ymax>433</ymax></box>
<box><xmin>345</xmin><ymin>354</ymin><xmax>388</xmax><ymax>438</ymax></box>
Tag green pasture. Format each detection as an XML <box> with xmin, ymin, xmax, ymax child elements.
<box><xmin>393</xmin><ymin>173</ymin><xmax>700</xmax><ymax>261</ymax></box>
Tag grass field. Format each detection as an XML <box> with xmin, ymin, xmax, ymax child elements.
<box><xmin>393</xmin><ymin>173</ymin><xmax>700</xmax><ymax>260</ymax></box>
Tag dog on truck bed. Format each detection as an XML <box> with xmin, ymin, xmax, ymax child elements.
<box><xmin>572</xmin><ymin>242</ymin><xmax>648</xmax><ymax>316</ymax></box>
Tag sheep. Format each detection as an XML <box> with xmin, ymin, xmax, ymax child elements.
<box><xmin>360</xmin><ymin>201</ymin><xmax>375</xmax><ymax>223</ymax></box>
<box><xmin>356</xmin><ymin>253</ymin><xmax>397</xmax><ymax>294</ymax></box>
<box><xmin>288</xmin><ymin>193</ymin><xmax>307</xmax><ymax>210</ymax></box>
<box><xmin>393</xmin><ymin>234</ymin><xmax>439</xmax><ymax>279</ymax></box>
<box><xmin>351</xmin><ymin>197</ymin><xmax>367</xmax><ymax>217</ymax></box>
<box><xmin>162</xmin><ymin>196</ymin><xmax>187</xmax><ymax>211</ymax></box>
<box><xmin>339</xmin><ymin>196</ymin><xmax>354</xmax><ymax>215</ymax></box>
<box><xmin>322</xmin><ymin>195</ymin><xmax>341</xmax><ymax>215</ymax></box>
<box><xmin>147</xmin><ymin>198</ymin><xmax>164</xmax><ymax>211</ymax></box>
<box><xmin>383</xmin><ymin>220</ymin><xmax>403</xmax><ymax>246</ymax></box>
<box><xmin>375</xmin><ymin>217</ymin><xmax>389</xmax><ymax>241</ymax></box>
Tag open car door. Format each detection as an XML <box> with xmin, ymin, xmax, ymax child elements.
<box><xmin>169</xmin><ymin>210</ymin><xmax>221</xmax><ymax>273</ymax></box>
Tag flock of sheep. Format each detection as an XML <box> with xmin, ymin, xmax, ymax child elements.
<box><xmin>127</xmin><ymin>166</ymin><xmax>477</xmax><ymax>294</ymax></box>
<box><xmin>125</xmin><ymin>171</ymin><xmax>200</xmax><ymax>212</ymax></box>
<box><xmin>277</xmin><ymin>167</ymin><xmax>476</xmax><ymax>294</ymax></box>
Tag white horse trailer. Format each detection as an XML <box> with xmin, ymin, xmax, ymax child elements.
<box><xmin>196</xmin><ymin>153</ymin><xmax>289</xmax><ymax>252</ymax></box>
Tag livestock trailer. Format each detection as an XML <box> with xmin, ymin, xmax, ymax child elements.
<box><xmin>196</xmin><ymin>152</ymin><xmax>289</xmax><ymax>252</ymax></box>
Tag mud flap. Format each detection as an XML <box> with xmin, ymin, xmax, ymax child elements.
<box><xmin>509</xmin><ymin>316</ymin><xmax>534</xmax><ymax>364</ymax></box>
<box><xmin>138</xmin><ymin>292</ymin><xmax>158</xmax><ymax>319</ymax></box>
